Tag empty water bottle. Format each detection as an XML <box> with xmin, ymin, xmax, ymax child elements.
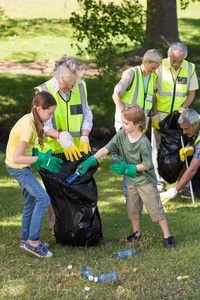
<box><xmin>111</xmin><ymin>154</ymin><xmax>121</xmax><ymax>164</ymax></box>
<box><xmin>96</xmin><ymin>272</ymin><xmax>118</xmax><ymax>283</ymax></box>
<box><xmin>81</xmin><ymin>266</ymin><xmax>93</xmax><ymax>280</ymax></box>
<box><xmin>65</xmin><ymin>167</ymin><xmax>82</xmax><ymax>185</ymax></box>
<box><xmin>116</xmin><ymin>249</ymin><xmax>136</xmax><ymax>259</ymax></box>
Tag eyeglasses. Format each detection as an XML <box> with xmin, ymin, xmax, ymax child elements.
<box><xmin>62</xmin><ymin>79</ymin><xmax>76</xmax><ymax>85</ymax></box>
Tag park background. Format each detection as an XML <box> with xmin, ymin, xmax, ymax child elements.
<box><xmin>0</xmin><ymin>0</ymin><xmax>200</xmax><ymax>299</ymax></box>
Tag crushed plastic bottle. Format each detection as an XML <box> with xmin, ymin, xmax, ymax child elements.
<box><xmin>111</xmin><ymin>154</ymin><xmax>121</xmax><ymax>164</ymax></box>
<box><xmin>116</xmin><ymin>249</ymin><xmax>136</xmax><ymax>259</ymax></box>
<box><xmin>177</xmin><ymin>276</ymin><xmax>189</xmax><ymax>280</ymax></box>
<box><xmin>81</xmin><ymin>266</ymin><xmax>93</xmax><ymax>281</ymax></box>
<box><xmin>96</xmin><ymin>272</ymin><xmax>118</xmax><ymax>283</ymax></box>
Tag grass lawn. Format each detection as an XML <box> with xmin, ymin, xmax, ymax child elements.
<box><xmin>0</xmin><ymin>152</ymin><xmax>200</xmax><ymax>299</ymax></box>
<box><xmin>0</xmin><ymin>1</ymin><xmax>200</xmax><ymax>299</ymax></box>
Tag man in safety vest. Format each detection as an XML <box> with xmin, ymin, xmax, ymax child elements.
<box><xmin>151</xmin><ymin>42</ymin><xmax>199</xmax><ymax>193</ymax></box>
<box><xmin>112</xmin><ymin>49</ymin><xmax>162</xmax><ymax>202</ymax></box>
<box><xmin>34</xmin><ymin>55</ymin><xmax>93</xmax><ymax>231</ymax></box>
<box><xmin>34</xmin><ymin>55</ymin><xmax>93</xmax><ymax>161</ymax></box>
<box><xmin>160</xmin><ymin>109</ymin><xmax>200</xmax><ymax>203</ymax></box>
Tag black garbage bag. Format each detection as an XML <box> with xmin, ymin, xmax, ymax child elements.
<box><xmin>38</xmin><ymin>153</ymin><xmax>103</xmax><ymax>247</ymax></box>
<box><xmin>157</xmin><ymin>111</ymin><xmax>189</xmax><ymax>183</ymax></box>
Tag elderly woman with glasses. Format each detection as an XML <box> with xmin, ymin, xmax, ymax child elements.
<box><xmin>34</xmin><ymin>55</ymin><xmax>93</xmax><ymax>232</ymax></box>
<box><xmin>34</xmin><ymin>55</ymin><xmax>93</xmax><ymax>161</ymax></box>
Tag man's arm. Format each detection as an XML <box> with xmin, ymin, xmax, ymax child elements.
<box><xmin>152</xmin><ymin>90</ymin><xmax>158</xmax><ymax>115</ymax></box>
<box><xmin>175</xmin><ymin>157</ymin><xmax>200</xmax><ymax>191</ymax></box>
<box><xmin>181</xmin><ymin>90</ymin><xmax>195</xmax><ymax>109</ymax></box>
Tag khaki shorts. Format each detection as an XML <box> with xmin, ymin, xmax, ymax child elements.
<box><xmin>127</xmin><ymin>182</ymin><xmax>166</xmax><ymax>222</ymax></box>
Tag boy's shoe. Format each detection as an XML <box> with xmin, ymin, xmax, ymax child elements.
<box><xmin>164</xmin><ymin>236</ymin><xmax>175</xmax><ymax>249</ymax></box>
<box><xmin>127</xmin><ymin>231</ymin><xmax>142</xmax><ymax>243</ymax></box>
<box><xmin>20</xmin><ymin>240</ymin><xmax>49</xmax><ymax>248</ymax></box>
<box><xmin>24</xmin><ymin>240</ymin><xmax>53</xmax><ymax>258</ymax></box>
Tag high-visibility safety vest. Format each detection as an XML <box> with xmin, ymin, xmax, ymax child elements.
<box><xmin>195</xmin><ymin>131</ymin><xmax>200</xmax><ymax>145</ymax></box>
<box><xmin>156</xmin><ymin>58</ymin><xmax>195</xmax><ymax>113</ymax></box>
<box><xmin>34</xmin><ymin>79</ymin><xmax>87</xmax><ymax>154</ymax></box>
<box><xmin>120</xmin><ymin>66</ymin><xmax>156</xmax><ymax>116</ymax></box>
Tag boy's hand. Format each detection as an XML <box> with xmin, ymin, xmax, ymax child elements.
<box><xmin>109</xmin><ymin>162</ymin><xmax>137</xmax><ymax>178</ymax></box>
<box><xmin>76</xmin><ymin>156</ymin><xmax>98</xmax><ymax>175</ymax></box>
<box><xmin>160</xmin><ymin>187</ymin><xmax>178</xmax><ymax>205</ymax></box>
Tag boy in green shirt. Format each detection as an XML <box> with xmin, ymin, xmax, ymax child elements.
<box><xmin>77</xmin><ymin>104</ymin><xmax>175</xmax><ymax>249</ymax></box>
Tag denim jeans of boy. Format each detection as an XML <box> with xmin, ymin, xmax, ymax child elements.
<box><xmin>6</xmin><ymin>165</ymin><xmax>50</xmax><ymax>241</ymax></box>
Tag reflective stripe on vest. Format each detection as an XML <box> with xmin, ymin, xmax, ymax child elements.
<box><xmin>34</xmin><ymin>79</ymin><xmax>87</xmax><ymax>153</ymax></box>
<box><xmin>195</xmin><ymin>132</ymin><xmax>200</xmax><ymax>145</ymax></box>
<box><xmin>156</xmin><ymin>59</ymin><xmax>195</xmax><ymax>113</ymax></box>
<box><xmin>120</xmin><ymin>66</ymin><xmax>155</xmax><ymax>116</ymax></box>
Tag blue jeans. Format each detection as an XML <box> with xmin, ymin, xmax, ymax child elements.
<box><xmin>6</xmin><ymin>165</ymin><xmax>50</xmax><ymax>241</ymax></box>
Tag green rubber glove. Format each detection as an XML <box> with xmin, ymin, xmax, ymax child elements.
<box><xmin>32</xmin><ymin>147</ymin><xmax>39</xmax><ymax>156</ymax></box>
<box><xmin>33</xmin><ymin>150</ymin><xmax>63</xmax><ymax>173</ymax></box>
<box><xmin>109</xmin><ymin>161</ymin><xmax>137</xmax><ymax>178</ymax></box>
<box><xmin>76</xmin><ymin>156</ymin><xmax>98</xmax><ymax>175</ymax></box>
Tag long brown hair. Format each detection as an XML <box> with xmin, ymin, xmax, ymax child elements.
<box><xmin>31</xmin><ymin>91</ymin><xmax>56</xmax><ymax>148</ymax></box>
<box><xmin>122</xmin><ymin>104</ymin><xmax>146</xmax><ymax>131</ymax></box>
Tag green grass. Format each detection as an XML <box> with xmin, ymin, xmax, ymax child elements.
<box><xmin>0</xmin><ymin>1</ymin><xmax>199</xmax><ymax>63</ymax></box>
<box><xmin>0</xmin><ymin>153</ymin><xmax>200</xmax><ymax>299</ymax></box>
<box><xmin>0</xmin><ymin>2</ymin><xmax>200</xmax><ymax>297</ymax></box>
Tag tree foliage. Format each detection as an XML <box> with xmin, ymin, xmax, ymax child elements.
<box><xmin>0</xmin><ymin>6</ymin><xmax>4</xmax><ymax>20</ymax></box>
<box><xmin>180</xmin><ymin>0</ymin><xmax>200</xmax><ymax>9</ymax></box>
<box><xmin>70</xmin><ymin>0</ymin><xmax>145</xmax><ymax>85</ymax></box>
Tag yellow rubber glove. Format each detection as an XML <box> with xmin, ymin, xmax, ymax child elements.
<box><xmin>63</xmin><ymin>145</ymin><xmax>82</xmax><ymax>162</ymax></box>
<box><xmin>57</xmin><ymin>131</ymin><xmax>82</xmax><ymax>161</ymax></box>
<box><xmin>160</xmin><ymin>187</ymin><xmax>178</xmax><ymax>205</ymax></box>
<box><xmin>178</xmin><ymin>107</ymin><xmax>185</xmax><ymax>113</ymax></box>
<box><xmin>79</xmin><ymin>136</ymin><xmax>91</xmax><ymax>154</ymax></box>
<box><xmin>152</xmin><ymin>114</ymin><xmax>160</xmax><ymax>130</ymax></box>
<box><xmin>179</xmin><ymin>147</ymin><xmax>194</xmax><ymax>162</ymax></box>
<box><xmin>142</xmin><ymin>128</ymin><xmax>147</xmax><ymax>134</ymax></box>
<box><xmin>160</xmin><ymin>194</ymin><xmax>171</xmax><ymax>206</ymax></box>
<box><xmin>142</xmin><ymin>116</ymin><xmax>149</xmax><ymax>134</ymax></box>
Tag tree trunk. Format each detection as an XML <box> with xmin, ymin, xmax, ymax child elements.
<box><xmin>146</xmin><ymin>0</ymin><xmax>180</xmax><ymax>45</ymax></box>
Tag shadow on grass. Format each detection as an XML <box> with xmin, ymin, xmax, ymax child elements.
<box><xmin>0</xmin><ymin>18</ymin><xmax>71</xmax><ymax>41</ymax></box>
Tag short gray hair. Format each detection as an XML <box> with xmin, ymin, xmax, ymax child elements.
<box><xmin>178</xmin><ymin>109</ymin><xmax>199</xmax><ymax>125</ymax></box>
<box><xmin>53</xmin><ymin>55</ymin><xmax>84</xmax><ymax>83</ymax></box>
<box><xmin>168</xmin><ymin>42</ymin><xmax>188</xmax><ymax>59</ymax></box>
<box><xmin>143</xmin><ymin>49</ymin><xmax>162</xmax><ymax>65</ymax></box>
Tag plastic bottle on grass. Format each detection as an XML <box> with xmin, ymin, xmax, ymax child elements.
<box><xmin>94</xmin><ymin>272</ymin><xmax>118</xmax><ymax>283</ymax></box>
<box><xmin>111</xmin><ymin>154</ymin><xmax>121</xmax><ymax>164</ymax></box>
<box><xmin>81</xmin><ymin>266</ymin><xmax>93</xmax><ymax>281</ymax></box>
<box><xmin>116</xmin><ymin>249</ymin><xmax>136</xmax><ymax>259</ymax></box>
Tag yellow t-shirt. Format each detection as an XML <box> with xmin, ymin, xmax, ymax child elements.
<box><xmin>5</xmin><ymin>114</ymin><xmax>37</xmax><ymax>169</ymax></box>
